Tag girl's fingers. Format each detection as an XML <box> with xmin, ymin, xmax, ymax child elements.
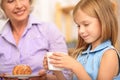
<box><xmin>53</xmin><ymin>52</ymin><xmax>65</xmax><ymax>57</ymax></box>
<box><xmin>43</xmin><ymin>55</ymin><xmax>49</xmax><ymax>70</ymax></box>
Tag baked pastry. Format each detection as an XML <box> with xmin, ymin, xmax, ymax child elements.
<box><xmin>12</xmin><ymin>64</ymin><xmax>32</xmax><ymax>75</ymax></box>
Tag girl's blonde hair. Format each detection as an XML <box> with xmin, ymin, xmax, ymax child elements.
<box><xmin>0</xmin><ymin>0</ymin><xmax>35</xmax><ymax>19</ymax></box>
<box><xmin>72</xmin><ymin>0</ymin><xmax>119</xmax><ymax>58</ymax></box>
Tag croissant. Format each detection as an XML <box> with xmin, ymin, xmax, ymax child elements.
<box><xmin>12</xmin><ymin>65</ymin><xmax>32</xmax><ymax>75</ymax></box>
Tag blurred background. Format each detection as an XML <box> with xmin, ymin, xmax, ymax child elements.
<box><xmin>31</xmin><ymin>0</ymin><xmax>120</xmax><ymax>48</ymax></box>
<box><xmin>31</xmin><ymin>0</ymin><xmax>79</xmax><ymax>48</ymax></box>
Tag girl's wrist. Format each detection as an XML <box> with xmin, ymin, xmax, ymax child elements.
<box><xmin>71</xmin><ymin>61</ymin><xmax>80</xmax><ymax>73</ymax></box>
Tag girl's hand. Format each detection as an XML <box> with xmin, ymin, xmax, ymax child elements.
<box><xmin>49</xmin><ymin>52</ymin><xmax>79</xmax><ymax>70</ymax></box>
<box><xmin>43</xmin><ymin>55</ymin><xmax>48</xmax><ymax>70</ymax></box>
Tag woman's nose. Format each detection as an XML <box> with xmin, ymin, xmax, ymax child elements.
<box><xmin>15</xmin><ymin>0</ymin><xmax>22</xmax><ymax>9</ymax></box>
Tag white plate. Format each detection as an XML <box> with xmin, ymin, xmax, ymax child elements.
<box><xmin>5</xmin><ymin>74</ymin><xmax>40</xmax><ymax>79</ymax></box>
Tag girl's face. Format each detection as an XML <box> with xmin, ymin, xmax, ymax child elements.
<box><xmin>2</xmin><ymin>0</ymin><xmax>31</xmax><ymax>22</ymax></box>
<box><xmin>74</xmin><ymin>9</ymin><xmax>102</xmax><ymax>49</ymax></box>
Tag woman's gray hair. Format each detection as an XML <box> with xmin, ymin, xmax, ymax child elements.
<box><xmin>0</xmin><ymin>0</ymin><xmax>35</xmax><ymax>20</ymax></box>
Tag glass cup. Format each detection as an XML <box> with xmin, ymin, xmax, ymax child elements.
<box><xmin>46</xmin><ymin>52</ymin><xmax>65</xmax><ymax>71</ymax></box>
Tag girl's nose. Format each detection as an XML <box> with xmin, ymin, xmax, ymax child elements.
<box><xmin>78</xmin><ymin>26</ymin><xmax>85</xmax><ymax>34</ymax></box>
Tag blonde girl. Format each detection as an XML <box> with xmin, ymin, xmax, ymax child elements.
<box><xmin>44</xmin><ymin>0</ymin><xmax>120</xmax><ymax>80</ymax></box>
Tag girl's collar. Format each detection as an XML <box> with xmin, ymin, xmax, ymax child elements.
<box><xmin>82</xmin><ymin>40</ymin><xmax>112</xmax><ymax>55</ymax></box>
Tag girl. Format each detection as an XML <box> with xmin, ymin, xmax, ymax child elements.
<box><xmin>44</xmin><ymin>0</ymin><xmax>120</xmax><ymax>80</ymax></box>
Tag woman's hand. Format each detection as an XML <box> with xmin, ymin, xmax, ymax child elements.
<box><xmin>29</xmin><ymin>69</ymin><xmax>47</xmax><ymax>80</ymax></box>
<box><xmin>38</xmin><ymin>69</ymin><xmax>47</xmax><ymax>80</ymax></box>
<box><xmin>0</xmin><ymin>73</ymin><xmax>18</xmax><ymax>80</ymax></box>
<box><xmin>0</xmin><ymin>70</ymin><xmax>47</xmax><ymax>80</ymax></box>
<box><xmin>0</xmin><ymin>73</ymin><xmax>6</xmax><ymax>77</ymax></box>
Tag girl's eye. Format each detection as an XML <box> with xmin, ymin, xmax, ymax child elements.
<box><xmin>84</xmin><ymin>24</ymin><xmax>89</xmax><ymax>27</ymax></box>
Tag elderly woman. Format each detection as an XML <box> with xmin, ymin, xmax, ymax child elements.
<box><xmin>0</xmin><ymin>0</ymin><xmax>71</xmax><ymax>80</ymax></box>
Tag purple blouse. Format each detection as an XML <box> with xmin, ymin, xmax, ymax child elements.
<box><xmin>0</xmin><ymin>15</ymin><xmax>71</xmax><ymax>80</ymax></box>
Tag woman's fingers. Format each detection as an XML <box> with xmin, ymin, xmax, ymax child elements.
<box><xmin>38</xmin><ymin>69</ymin><xmax>47</xmax><ymax>80</ymax></box>
<box><xmin>39</xmin><ymin>69</ymin><xmax>46</xmax><ymax>76</ymax></box>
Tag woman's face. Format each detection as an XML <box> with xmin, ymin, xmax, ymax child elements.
<box><xmin>1</xmin><ymin>0</ymin><xmax>31</xmax><ymax>22</ymax></box>
<box><xmin>74</xmin><ymin>9</ymin><xmax>102</xmax><ymax>48</ymax></box>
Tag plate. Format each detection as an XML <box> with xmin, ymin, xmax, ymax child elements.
<box><xmin>4</xmin><ymin>74</ymin><xmax>40</xmax><ymax>79</ymax></box>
